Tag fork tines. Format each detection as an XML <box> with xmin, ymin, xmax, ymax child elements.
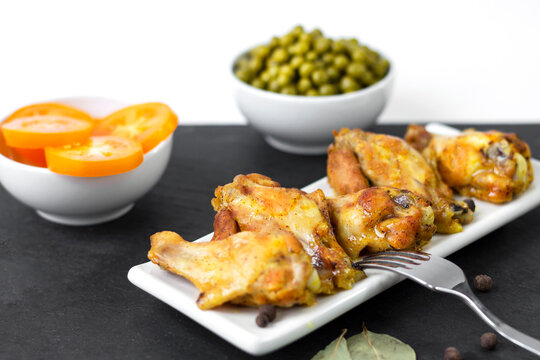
<box><xmin>353</xmin><ymin>250</ymin><xmax>431</xmax><ymax>270</ymax></box>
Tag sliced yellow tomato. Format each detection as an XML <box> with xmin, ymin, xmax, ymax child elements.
<box><xmin>93</xmin><ymin>103</ymin><xmax>177</xmax><ymax>153</ymax></box>
<box><xmin>45</xmin><ymin>136</ymin><xmax>143</xmax><ymax>177</ymax></box>
<box><xmin>4</xmin><ymin>103</ymin><xmax>93</xmax><ymax>124</ymax></box>
<box><xmin>1</xmin><ymin>115</ymin><xmax>93</xmax><ymax>149</ymax></box>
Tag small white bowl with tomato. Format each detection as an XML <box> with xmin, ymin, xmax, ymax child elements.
<box><xmin>0</xmin><ymin>97</ymin><xmax>177</xmax><ymax>225</ymax></box>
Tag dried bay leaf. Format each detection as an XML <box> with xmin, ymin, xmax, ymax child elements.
<box><xmin>347</xmin><ymin>325</ymin><xmax>416</xmax><ymax>360</ymax></box>
<box><xmin>311</xmin><ymin>329</ymin><xmax>352</xmax><ymax>360</ymax></box>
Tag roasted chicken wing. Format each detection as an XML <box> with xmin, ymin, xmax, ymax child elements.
<box><xmin>327</xmin><ymin>187</ymin><xmax>436</xmax><ymax>259</ymax></box>
<box><xmin>405</xmin><ymin>125</ymin><xmax>534</xmax><ymax>203</ymax></box>
<box><xmin>327</xmin><ymin>128</ymin><xmax>474</xmax><ymax>234</ymax></box>
<box><xmin>211</xmin><ymin>173</ymin><xmax>362</xmax><ymax>294</ymax></box>
<box><xmin>148</xmin><ymin>230</ymin><xmax>319</xmax><ymax>309</ymax></box>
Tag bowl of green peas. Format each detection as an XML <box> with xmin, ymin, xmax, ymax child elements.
<box><xmin>232</xmin><ymin>26</ymin><xmax>394</xmax><ymax>155</ymax></box>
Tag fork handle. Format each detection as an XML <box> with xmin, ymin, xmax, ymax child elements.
<box><xmin>438</xmin><ymin>282</ymin><xmax>540</xmax><ymax>356</ymax></box>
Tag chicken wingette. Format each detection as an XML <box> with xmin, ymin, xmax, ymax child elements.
<box><xmin>211</xmin><ymin>173</ymin><xmax>362</xmax><ymax>294</ymax></box>
<box><xmin>405</xmin><ymin>125</ymin><xmax>534</xmax><ymax>203</ymax></box>
<box><xmin>148</xmin><ymin>231</ymin><xmax>319</xmax><ymax>310</ymax></box>
<box><xmin>327</xmin><ymin>128</ymin><xmax>474</xmax><ymax>234</ymax></box>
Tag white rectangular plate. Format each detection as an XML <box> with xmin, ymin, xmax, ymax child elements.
<box><xmin>128</xmin><ymin>124</ymin><xmax>540</xmax><ymax>355</ymax></box>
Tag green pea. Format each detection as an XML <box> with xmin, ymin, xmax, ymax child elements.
<box><xmin>289</xmin><ymin>41</ymin><xmax>310</xmax><ymax>55</ymax></box>
<box><xmin>277</xmin><ymin>73</ymin><xmax>291</xmax><ymax>87</ymax></box>
<box><xmin>267</xmin><ymin>80</ymin><xmax>281</xmax><ymax>92</ymax></box>
<box><xmin>235</xmin><ymin>69</ymin><xmax>253</xmax><ymax>83</ymax></box>
<box><xmin>290</xmin><ymin>25</ymin><xmax>304</xmax><ymax>37</ymax></box>
<box><xmin>267</xmin><ymin>65</ymin><xmax>280</xmax><ymax>78</ymax></box>
<box><xmin>281</xmin><ymin>85</ymin><xmax>297</xmax><ymax>95</ymax></box>
<box><xmin>322</xmin><ymin>53</ymin><xmax>334</xmax><ymax>64</ymax></box>
<box><xmin>332</xmin><ymin>40</ymin><xmax>347</xmax><ymax>53</ymax></box>
<box><xmin>373</xmin><ymin>58</ymin><xmax>390</xmax><ymax>78</ymax></box>
<box><xmin>310</xmin><ymin>29</ymin><xmax>323</xmax><ymax>39</ymax></box>
<box><xmin>319</xmin><ymin>84</ymin><xmax>338</xmax><ymax>96</ymax></box>
<box><xmin>311</xmin><ymin>69</ymin><xmax>329</xmax><ymax>86</ymax></box>
<box><xmin>290</xmin><ymin>55</ymin><xmax>304</xmax><ymax>69</ymax></box>
<box><xmin>266</xmin><ymin>58</ymin><xmax>280</xmax><ymax>68</ymax></box>
<box><xmin>297</xmin><ymin>77</ymin><xmax>312</xmax><ymax>93</ymax></box>
<box><xmin>299</xmin><ymin>62</ymin><xmax>315</xmax><ymax>78</ymax></box>
<box><xmin>326</xmin><ymin>66</ymin><xmax>340</xmax><ymax>81</ymax></box>
<box><xmin>333</xmin><ymin>54</ymin><xmax>349</xmax><ymax>70</ymax></box>
<box><xmin>365</xmin><ymin>49</ymin><xmax>379</xmax><ymax>66</ymax></box>
<box><xmin>299</xmin><ymin>33</ymin><xmax>313</xmax><ymax>44</ymax></box>
<box><xmin>314</xmin><ymin>37</ymin><xmax>331</xmax><ymax>53</ymax></box>
<box><xmin>260</xmin><ymin>70</ymin><xmax>271</xmax><ymax>83</ymax></box>
<box><xmin>351</xmin><ymin>48</ymin><xmax>367</xmax><ymax>62</ymax></box>
<box><xmin>279</xmin><ymin>34</ymin><xmax>295</xmax><ymax>47</ymax></box>
<box><xmin>305</xmin><ymin>51</ymin><xmax>317</xmax><ymax>61</ymax></box>
<box><xmin>250</xmin><ymin>45</ymin><xmax>270</xmax><ymax>59</ymax></box>
<box><xmin>236</xmin><ymin>57</ymin><xmax>250</xmax><ymax>69</ymax></box>
<box><xmin>279</xmin><ymin>64</ymin><xmax>294</xmax><ymax>78</ymax></box>
<box><xmin>251</xmin><ymin>78</ymin><xmax>265</xmax><ymax>89</ymax></box>
<box><xmin>306</xmin><ymin>88</ymin><xmax>319</xmax><ymax>96</ymax></box>
<box><xmin>248</xmin><ymin>58</ymin><xmax>263</xmax><ymax>73</ymax></box>
<box><xmin>346</xmin><ymin>62</ymin><xmax>367</xmax><ymax>79</ymax></box>
<box><xmin>360</xmin><ymin>71</ymin><xmax>376</xmax><ymax>86</ymax></box>
<box><xmin>347</xmin><ymin>38</ymin><xmax>360</xmax><ymax>48</ymax></box>
<box><xmin>272</xmin><ymin>48</ymin><xmax>289</xmax><ymax>63</ymax></box>
<box><xmin>340</xmin><ymin>76</ymin><xmax>361</xmax><ymax>93</ymax></box>
<box><xmin>269</xmin><ymin>37</ymin><xmax>280</xmax><ymax>49</ymax></box>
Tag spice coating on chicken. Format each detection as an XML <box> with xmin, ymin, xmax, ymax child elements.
<box><xmin>211</xmin><ymin>173</ymin><xmax>362</xmax><ymax>294</ymax></box>
<box><xmin>327</xmin><ymin>128</ymin><xmax>474</xmax><ymax>234</ymax></box>
<box><xmin>148</xmin><ymin>231</ymin><xmax>319</xmax><ymax>310</ymax></box>
<box><xmin>327</xmin><ymin>187</ymin><xmax>436</xmax><ymax>259</ymax></box>
<box><xmin>405</xmin><ymin>125</ymin><xmax>534</xmax><ymax>203</ymax></box>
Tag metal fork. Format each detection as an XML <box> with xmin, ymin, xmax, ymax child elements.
<box><xmin>353</xmin><ymin>250</ymin><xmax>540</xmax><ymax>356</ymax></box>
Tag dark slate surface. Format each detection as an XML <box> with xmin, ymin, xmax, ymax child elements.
<box><xmin>2</xmin><ymin>124</ymin><xmax>540</xmax><ymax>359</ymax></box>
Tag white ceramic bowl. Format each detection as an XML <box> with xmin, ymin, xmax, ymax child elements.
<box><xmin>232</xmin><ymin>50</ymin><xmax>394</xmax><ymax>155</ymax></box>
<box><xmin>0</xmin><ymin>97</ymin><xmax>174</xmax><ymax>225</ymax></box>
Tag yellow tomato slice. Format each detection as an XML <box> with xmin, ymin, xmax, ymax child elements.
<box><xmin>93</xmin><ymin>103</ymin><xmax>177</xmax><ymax>153</ymax></box>
<box><xmin>4</xmin><ymin>103</ymin><xmax>93</xmax><ymax>124</ymax></box>
<box><xmin>2</xmin><ymin>103</ymin><xmax>93</xmax><ymax>165</ymax></box>
<box><xmin>45</xmin><ymin>136</ymin><xmax>143</xmax><ymax>177</ymax></box>
<box><xmin>1</xmin><ymin>115</ymin><xmax>93</xmax><ymax>149</ymax></box>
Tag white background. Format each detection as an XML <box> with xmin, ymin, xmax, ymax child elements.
<box><xmin>1</xmin><ymin>0</ymin><xmax>539</xmax><ymax>125</ymax></box>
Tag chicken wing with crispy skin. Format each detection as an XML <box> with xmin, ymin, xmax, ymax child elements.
<box><xmin>405</xmin><ymin>125</ymin><xmax>534</xmax><ymax>203</ymax></box>
<box><xmin>211</xmin><ymin>173</ymin><xmax>363</xmax><ymax>294</ymax></box>
<box><xmin>148</xmin><ymin>230</ymin><xmax>319</xmax><ymax>310</ymax></box>
<box><xmin>327</xmin><ymin>187</ymin><xmax>436</xmax><ymax>259</ymax></box>
<box><xmin>328</xmin><ymin>128</ymin><xmax>474</xmax><ymax>234</ymax></box>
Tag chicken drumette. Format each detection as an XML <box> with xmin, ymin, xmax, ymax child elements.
<box><xmin>405</xmin><ymin>125</ymin><xmax>534</xmax><ymax>203</ymax></box>
<box><xmin>327</xmin><ymin>187</ymin><xmax>436</xmax><ymax>259</ymax></box>
<box><xmin>148</xmin><ymin>230</ymin><xmax>319</xmax><ymax>309</ymax></box>
<box><xmin>327</xmin><ymin>128</ymin><xmax>474</xmax><ymax>234</ymax></box>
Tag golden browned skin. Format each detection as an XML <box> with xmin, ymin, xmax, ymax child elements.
<box><xmin>405</xmin><ymin>125</ymin><xmax>534</xmax><ymax>203</ymax></box>
<box><xmin>211</xmin><ymin>173</ymin><xmax>363</xmax><ymax>294</ymax></box>
<box><xmin>328</xmin><ymin>128</ymin><xmax>474</xmax><ymax>234</ymax></box>
<box><xmin>148</xmin><ymin>231</ymin><xmax>319</xmax><ymax>310</ymax></box>
<box><xmin>327</xmin><ymin>187</ymin><xmax>436</xmax><ymax>259</ymax></box>
<box><xmin>211</xmin><ymin>209</ymin><xmax>239</xmax><ymax>241</ymax></box>
<box><xmin>327</xmin><ymin>143</ymin><xmax>370</xmax><ymax>195</ymax></box>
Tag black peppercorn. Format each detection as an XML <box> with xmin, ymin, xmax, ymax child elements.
<box><xmin>474</xmin><ymin>274</ymin><xmax>493</xmax><ymax>291</ymax></box>
<box><xmin>443</xmin><ymin>347</ymin><xmax>461</xmax><ymax>360</ymax></box>
<box><xmin>255</xmin><ymin>314</ymin><xmax>269</xmax><ymax>328</ymax></box>
<box><xmin>259</xmin><ymin>305</ymin><xmax>276</xmax><ymax>322</ymax></box>
<box><xmin>255</xmin><ymin>305</ymin><xmax>277</xmax><ymax>327</ymax></box>
<box><xmin>481</xmin><ymin>332</ymin><xmax>498</xmax><ymax>350</ymax></box>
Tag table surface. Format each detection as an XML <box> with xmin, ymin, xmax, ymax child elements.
<box><xmin>2</xmin><ymin>124</ymin><xmax>540</xmax><ymax>360</ymax></box>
